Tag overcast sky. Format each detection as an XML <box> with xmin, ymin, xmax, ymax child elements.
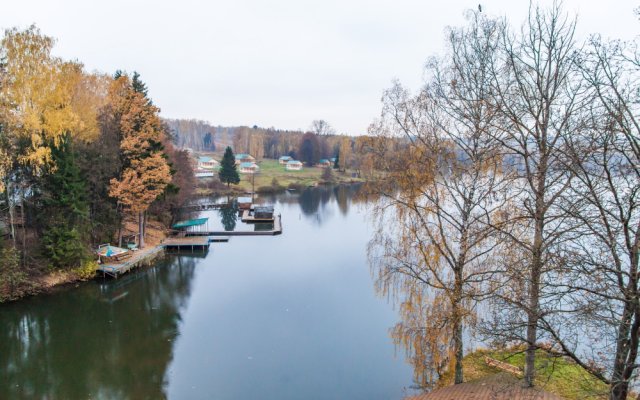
<box><xmin>1</xmin><ymin>0</ymin><xmax>638</xmax><ymax>135</ymax></box>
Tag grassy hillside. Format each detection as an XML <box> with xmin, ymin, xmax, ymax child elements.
<box><xmin>195</xmin><ymin>156</ymin><xmax>364</xmax><ymax>194</ymax></box>
<box><xmin>437</xmin><ymin>349</ymin><xmax>611</xmax><ymax>399</ymax></box>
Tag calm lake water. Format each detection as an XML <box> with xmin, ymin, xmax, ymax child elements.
<box><xmin>0</xmin><ymin>185</ymin><xmax>415</xmax><ymax>400</ymax></box>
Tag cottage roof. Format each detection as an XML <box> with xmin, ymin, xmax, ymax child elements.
<box><xmin>236</xmin><ymin>153</ymin><xmax>253</xmax><ymax>159</ymax></box>
<box><xmin>237</xmin><ymin>196</ymin><xmax>252</xmax><ymax>203</ymax></box>
<box><xmin>279</xmin><ymin>155</ymin><xmax>292</xmax><ymax>160</ymax></box>
<box><xmin>198</xmin><ymin>156</ymin><xmax>213</xmax><ymax>162</ymax></box>
<box><xmin>319</xmin><ymin>159</ymin><xmax>329</xmax><ymax>163</ymax></box>
<box><xmin>240</xmin><ymin>162</ymin><xmax>257</xmax><ymax>168</ymax></box>
<box><xmin>287</xmin><ymin>160</ymin><xmax>302</xmax><ymax>165</ymax></box>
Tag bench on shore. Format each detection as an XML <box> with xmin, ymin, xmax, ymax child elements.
<box><xmin>485</xmin><ymin>356</ymin><xmax>523</xmax><ymax>377</ymax></box>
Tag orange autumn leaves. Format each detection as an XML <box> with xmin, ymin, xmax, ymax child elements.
<box><xmin>107</xmin><ymin>77</ymin><xmax>171</xmax><ymax>214</ymax></box>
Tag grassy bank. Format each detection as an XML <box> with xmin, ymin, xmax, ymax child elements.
<box><xmin>437</xmin><ymin>348</ymin><xmax>610</xmax><ymax>399</ymax></box>
<box><xmin>196</xmin><ymin>158</ymin><xmax>366</xmax><ymax>196</ymax></box>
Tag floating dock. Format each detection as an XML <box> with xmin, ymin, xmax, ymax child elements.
<box><xmin>241</xmin><ymin>209</ymin><xmax>275</xmax><ymax>222</ymax></box>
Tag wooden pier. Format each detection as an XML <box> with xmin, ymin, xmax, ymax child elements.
<box><xmin>97</xmin><ymin>246</ymin><xmax>164</xmax><ymax>279</ymax></box>
<box><xmin>162</xmin><ymin>236</ymin><xmax>211</xmax><ymax>251</ymax></box>
<box><xmin>179</xmin><ymin>202</ymin><xmax>229</xmax><ymax>211</ymax></box>
<box><xmin>184</xmin><ymin>214</ymin><xmax>283</xmax><ymax>236</ymax></box>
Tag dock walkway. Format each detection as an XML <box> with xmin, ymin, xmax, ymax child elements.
<box><xmin>162</xmin><ymin>236</ymin><xmax>210</xmax><ymax>251</ymax></box>
<box><xmin>185</xmin><ymin>214</ymin><xmax>283</xmax><ymax>236</ymax></box>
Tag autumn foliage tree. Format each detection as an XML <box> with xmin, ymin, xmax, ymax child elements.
<box><xmin>108</xmin><ymin>75</ymin><xmax>171</xmax><ymax>249</ymax></box>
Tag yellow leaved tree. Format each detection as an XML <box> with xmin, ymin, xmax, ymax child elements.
<box><xmin>0</xmin><ymin>25</ymin><xmax>104</xmax><ymax>244</ymax></box>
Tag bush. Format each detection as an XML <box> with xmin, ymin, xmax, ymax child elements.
<box><xmin>0</xmin><ymin>246</ymin><xmax>30</xmax><ymax>302</ymax></box>
<box><xmin>257</xmin><ymin>178</ymin><xmax>286</xmax><ymax>194</ymax></box>
<box><xmin>321</xmin><ymin>166</ymin><xmax>335</xmax><ymax>183</ymax></box>
<box><xmin>74</xmin><ymin>259</ymin><xmax>98</xmax><ymax>280</ymax></box>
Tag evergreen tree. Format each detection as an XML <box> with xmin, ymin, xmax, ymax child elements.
<box><xmin>219</xmin><ymin>147</ymin><xmax>240</xmax><ymax>187</ymax></box>
<box><xmin>39</xmin><ymin>135</ymin><xmax>90</xmax><ymax>269</ymax></box>
<box><xmin>132</xmin><ymin>71</ymin><xmax>149</xmax><ymax>97</ymax></box>
<box><xmin>334</xmin><ymin>150</ymin><xmax>340</xmax><ymax>169</ymax></box>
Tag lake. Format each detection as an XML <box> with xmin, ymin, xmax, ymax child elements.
<box><xmin>0</xmin><ymin>185</ymin><xmax>415</xmax><ymax>400</ymax></box>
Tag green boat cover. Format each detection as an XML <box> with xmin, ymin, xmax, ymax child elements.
<box><xmin>172</xmin><ymin>217</ymin><xmax>209</xmax><ymax>229</ymax></box>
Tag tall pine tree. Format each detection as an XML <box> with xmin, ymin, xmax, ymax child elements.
<box><xmin>219</xmin><ymin>147</ymin><xmax>240</xmax><ymax>187</ymax></box>
<box><xmin>39</xmin><ymin>134</ymin><xmax>90</xmax><ymax>269</ymax></box>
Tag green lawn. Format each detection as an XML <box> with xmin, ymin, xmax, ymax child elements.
<box><xmin>237</xmin><ymin>159</ymin><xmax>361</xmax><ymax>191</ymax></box>
<box><xmin>437</xmin><ymin>348</ymin><xmax>611</xmax><ymax>399</ymax></box>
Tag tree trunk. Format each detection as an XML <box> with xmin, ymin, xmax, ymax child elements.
<box><xmin>524</xmin><ymin>218</ymin><xmax>544</xmax><ymax>387</ymax></box>
<box><xmin>524</xmin><ymin>272</ymin><xmax>540</xmax><ymax>387</ymax></box>
<box><xmin>453</xmin><ymin>305</ymin><xmax>464</xmax><ymax>384</ymax></box>
<box><xmin>139</xmin><ymin>211</ymin><xmax>145</xmax><ymax>249</ymax></box>
<box><xmin>7</xmin><ymin>181</ymin><xmax>15</xmax><ymax>246</ymax></box>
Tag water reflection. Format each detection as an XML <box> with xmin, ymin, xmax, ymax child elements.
<box><xmin>0</xmin><ymin>256</ymin><xmax>200</xmax><ymax>400</ymax></box>
<box><xmin>0</xmin><ymin>185</ymin><xmax>414</xmax><ymax>400</ymax></box>
<box><xmin>219</xmin><ymin>202</ymin><xmax>239</xmax><ymax>232</ymax></box>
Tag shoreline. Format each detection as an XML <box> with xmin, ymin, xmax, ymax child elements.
<box><xmin>1</xmin><ymin>244</ymin><xmax>168</xmax><ymax>304</ymax></box>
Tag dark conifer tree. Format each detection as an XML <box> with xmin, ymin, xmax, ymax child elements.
<box><xmin>218</xmin><ymin>146</ymin><xmax>240</xmax><ymax>187</ymax></box>
<box><xmin>131</xmin><ymin>71</ymin><xmax>149</xmax><ymax>97</ymax></box>
<box><xmin>39</xmin><ymin>135</ymin><xmax>90</xmax><ymax>269</ymax></box>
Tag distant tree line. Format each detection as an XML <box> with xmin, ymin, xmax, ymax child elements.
<box><xmin>168</xmin><ymin>118</ymin><xmax>379</xmax><ymax>175</ymax></box>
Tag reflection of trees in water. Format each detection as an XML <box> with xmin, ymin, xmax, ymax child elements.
<box><xmin>298</xmin><ymin>188</ymin><xmax>322</xmax><ymax>216</ymax></box>
<box><xmin>333</xmin><ymin>185</ymin><xmax>350</xmax><ymax>215</ymax></box>
<box><xmin>219</xmin><ymin>203</ymin><xmax>238</xmax><ymax>231</ymax></box>
<box><xmin>0</xmin><ymin>256</ymin><xmax>199</xmax><ymax>399</ymax></box>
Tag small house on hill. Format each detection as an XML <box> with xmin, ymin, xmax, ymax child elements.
<box><xmin>317</xmin><ymin>159</ymin><xmax>331</xmax><ymax>167</ymax></box>
<box><xmin>285</xmin><ymin>160</ymin><xmax>303</xmax><ymax>171</ymax></box>
<box><xmin>197</xmin><ymin>156</ymin><xmax>219</xmax><ymax>170</ymax></box>
<box><xmin>279</xmin><ymin>155</ymin><xmax>292</xmax><ymax>165</ymax></box>
<box><xmin>239</xmin><ymin>162</ymin><xmax>260</xmax><ymax>174</ymax></box>
<box><xmin>235</xmin><ymin>153</ymin><xmax>255</xmax><ymax>165</ymax></box>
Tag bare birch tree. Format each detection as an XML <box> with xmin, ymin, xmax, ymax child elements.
<box><xmin>369</xmin><ymin>11</ymin><xmax>506</xmax><ymax>387</ymax></box>
<box><xmin>534</xmin><ymin>37</ymin><xmax>640</xmax><ymax>400</ymax></box>
<box><xmin>484</xmin><ymin>4</ymin><xmax>583</xmax><ymax>387</ymax></box>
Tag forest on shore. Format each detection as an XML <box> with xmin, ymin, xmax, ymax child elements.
<box><xmin>0</xmin><ymin>26</ymin><xmax>195</xmax><ymax>301</ymax></box>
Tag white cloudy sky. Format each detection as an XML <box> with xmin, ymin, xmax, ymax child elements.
<box><xmin>1</xmin><ymin>0</ymin><xmax>638</xmax><ymax>135</ymax></box>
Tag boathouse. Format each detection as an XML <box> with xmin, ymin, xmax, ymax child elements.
<box><xmin>172</xmin><ymin>217</ymin><xmax>210</xmax><ymax>233</ymax></box>
<box><xmin>254</xmin><ymin>205</ymin><xmax>274</xmax><ymax>220</ymax></box>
